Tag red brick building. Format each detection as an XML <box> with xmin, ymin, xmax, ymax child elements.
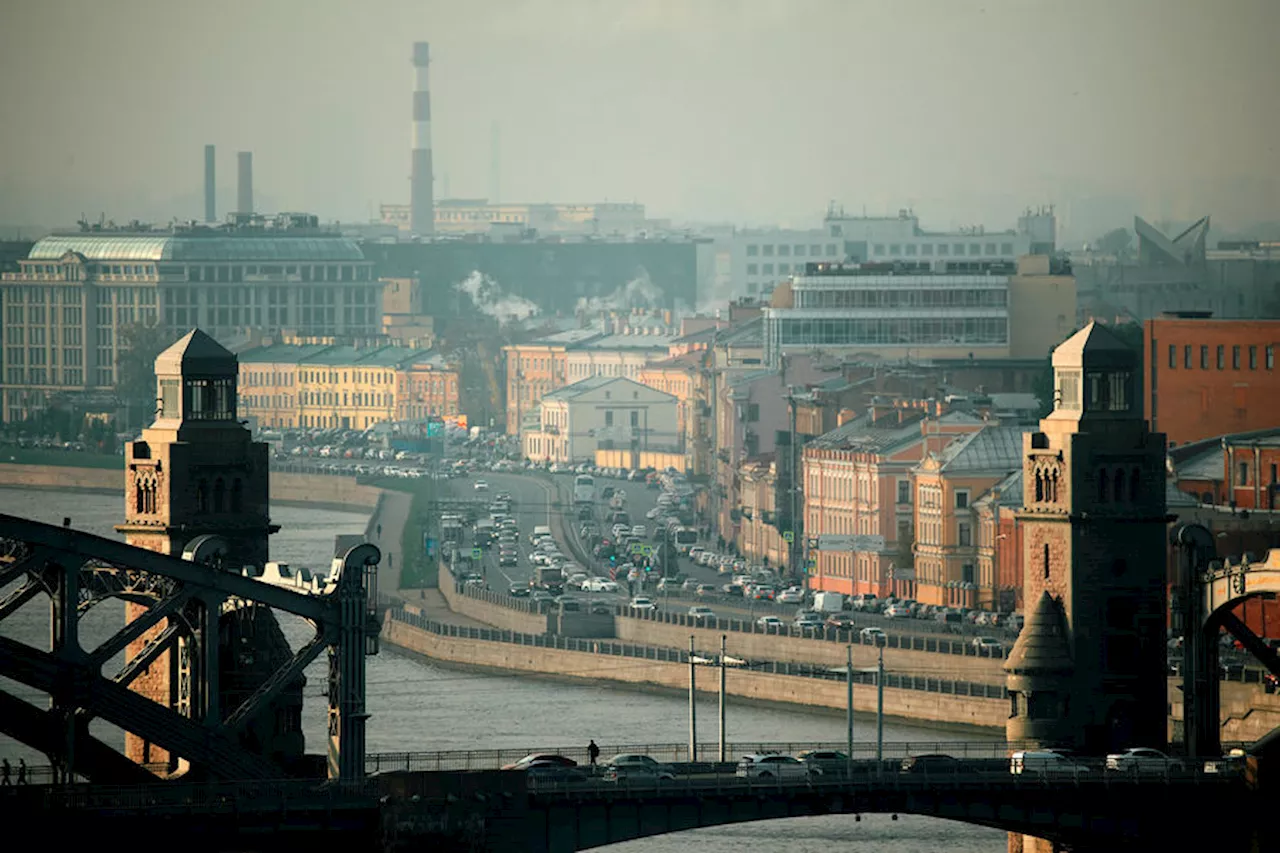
<box><xmin>1144</xmin><ymin>314</ymin><xmax>1280</xmax><ymax>447</ymax></box>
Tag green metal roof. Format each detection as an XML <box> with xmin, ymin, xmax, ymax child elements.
<box><xmin>28</xmin><ymin>234</ymin><xmax>366</xmax><ymax>262</ymax></box>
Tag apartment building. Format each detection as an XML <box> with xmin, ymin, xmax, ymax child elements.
<box><xmin>0</xmin><ymin>214</ymin><xmax>379</xmax><ymax>422</ymax></box>
<box><xmin>395</xmin><ymin>353</ymin><xmax>460</xmax><ymax>422</ymax></box>
<box><xmin>972</xmin><ymin>470</ymin><xmax>1024</xmax><ymax>614</ymax></box>
<box><xmin>802</xmin><ymin>403</ymin><xmax>985</xmax><ymax>598</ymax></box>
<box><xmin>1143</xmin><ymin>314</ymin><xmax>1280</xmax><ymax>447</ymax></box>
<box><xmin>1168</xmin><ymin>427</ymin><xmax>1280</xmax><ymax>510</ymax></box>
<box><xmin>912</xmin><ymin>425</ymin><xmax>1027</xmax><ymax>608</ymax></box>
<box><xmin>237</xmin><ymin>343</ymin><xmax>330</xmax><ymax>429</ymax></box>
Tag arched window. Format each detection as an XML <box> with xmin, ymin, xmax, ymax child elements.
<box><xmin>213</xmin><ymin>478</ymin><xmax>225</xmax><ymax>513</ymax></box>
<box><xmin>1130</xmin><ymin>468</ymin><xmax>1141</xmax><ymax>502</ymax></box>
<box><xmin>1050</xmin><ymin>469</ymin><xmax>1060</xmax><ymax>503</ymax></box>
<box><xmin>196</xmin><ymin>480</ymin><xmax>209</xmax><ymax>513</ymax></box>
<box><xmin>1043</xmin><ymin>543</ymin><xmax>1050</xmax><ymax>580</ymax></box>
<box><xmin>1035</xmin><ymin>470</ymin><xmax>1044</xmax><ymax>502</ymax></box>
<box><xmin>1113</xmin><ymin>468</ymin><xmax>1126</xmax><ymax>502</ymax></box>
<box><xmin>1097</xmin><ymin>469</ymin><xmax>1109</xmax><ymax>503</ymax></box>
<box><xmin>231</xmin><ymin>479</ymin><xmax>244</xmax><ymax>513</ymax></box>
<box><xmin>135</xmin><ymin>482</ymin><xmax>145</xmax><ymax>514</ymax></box>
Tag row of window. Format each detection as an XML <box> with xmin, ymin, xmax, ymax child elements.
<box><xmin>300</xmin><ymin>391</ymin><xmax>393</xmax><ymax>408</ymax></box>
<box><xmin>1167</xmin><ymin>343</ymin><xmax>1274</xmax><ymax>371</ymax></box>
<box><xmin>4</xmin><ymin>367</ymin><xmax>83</xmax><ymax>386</ymax></box>
<box><xmin>793</xmin><ymin>288</ymin><xmax>1008</xmax><ymax>310</ymax></box>
<box><xmin>770</xmin><ymin>316</ymin><xmax>1008</xmax><ymax>347</ymax></box>
<box><xmin>745</xmin><ymin>243</ymin><xmax>838</xmax><ymax>258</ymax></box>
<box><xmin>871</xmin><ymin>241</ymin><xmax>1015</xmax><ymax>257</ymax></box>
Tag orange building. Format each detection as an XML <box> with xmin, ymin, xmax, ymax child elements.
<box><xmin>503</xmin><ymin>330</ymin><xmax>600</xmax><ymax>435</ymax></box>
<box><xmin>1144</xmin><ymin>314</ymin><xmax>1280</xmax><ymax>447</ymax></box>
<box><xmin>395</xmin><ymin>355</ymin><xmax>460</xmax><ymax>422</ymax></box>
<box><xmin>912</xmin><ymin>425</ymin><xmax>1026</xmax><ymax>609</ymax></box>
<box><xmin>802</xmin><ymin>402</ymin><xmax>985</xmax><ymax>598</ymax></box>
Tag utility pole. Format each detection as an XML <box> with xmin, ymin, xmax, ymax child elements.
<box><xmin>719</xmin><ymin>634</ymin><xmax>727</xmax><ymax>763</ymax></box>
<box><xmin>876</xmin><ymin>645</ymin><xmax>885</xmax><ymax>762</ymax></box>
<box><xmin>688</xmin><ymin>634</ymin><xmax>697</xmax><ymax>762</ymax></box>
<box><xmin>846</xmin><ymin>644</ymin><xmax>854</xmax><ymax>776</ymax></box>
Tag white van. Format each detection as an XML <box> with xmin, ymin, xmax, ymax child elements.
<box><xmin>1009</xmin><ymin>750</ymin><xmax>1086</xmax><ymax>778</ymax></box>
<box><xmin>529</xmin><ymin>525</ymin><xmax>553</xmax><ymax>545</ymax></box>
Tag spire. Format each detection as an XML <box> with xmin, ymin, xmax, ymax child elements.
<box><xmin>1005</xmin><ymin>590</ymin><xmax>1073</xmax><ymax>676</ymax></box>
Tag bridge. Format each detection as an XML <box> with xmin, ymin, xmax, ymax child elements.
<box><xmin>2</xmin><ymin>506</ymin><xmax>1279</xmax><ymax>851</ymax></box>
<box><xmin>0</xmin><ymin>747</ymin><xmax>1256</xmax><ymax>852</ymax></box>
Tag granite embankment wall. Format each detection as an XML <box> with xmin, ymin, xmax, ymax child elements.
<box><xmin>437</xmin><ymin>576</ymin><xmax>551</xmax><ymax>634</ymax></box>
<box><xmin>0</xmin><ymin>463</ymin><xmax>381</xmax><ymax>513</ymax></box>
<box><xmin>383</xmin><ymin>613</ymin><xmax>1008</xmax><ymax>731</ymax></box>
<box><xmin>614</xmin><ymin>616</ymin><xmax>1007</xmax><ymax>684</ymax></box>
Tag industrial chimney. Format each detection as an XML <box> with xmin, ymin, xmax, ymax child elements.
<box><xmin>237</xmin><ymin>151</ymin><xmax>253</xmax><ymax>214</ymax></box>
<box><xmin>204</xmin><ymin>145</ymin><xmax>216</xmax><ymax>222</ymax></box>
<box><xmin>410</xmin><ymin>41</ymin><xmax>435</xmax><ymax>236</ymax></box>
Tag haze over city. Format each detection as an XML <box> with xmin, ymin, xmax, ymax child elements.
<box><xmin>1</xmin><ymin>0</ymin><xmax>1277</xmax><ymax>238</ymax></box>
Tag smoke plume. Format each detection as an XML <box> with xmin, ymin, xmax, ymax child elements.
<box><xmin>574</xmin><ymin>268</ymin><xmax>665</xmax><ymax>314</ymax></box>
<box><xmin>454</xmin><ymin>271</ymin><xmax>539</xmax><ymax>324</ymax></box>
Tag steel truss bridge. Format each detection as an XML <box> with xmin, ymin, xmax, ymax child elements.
<box><xmin>0</xmin><ymin>513</ymin><xmax>380</xmax><ymax>784</ymax></box>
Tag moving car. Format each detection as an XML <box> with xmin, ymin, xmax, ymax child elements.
<box><xmin>972</xmin><ymin>637</ymin><xmax>1004</xmax><ymax>654</ymax></box>
<box><xmin>777</xmin><ymin>588</ymin><xmax>805</xmax><ymax>605</ymax></box>
<box><xmin>628</xmin><ymin>597</ymin><xmax>657</xmax><ymax>612</ymax></box>
<box><xmin>901</xmin><ymin>753</ymin><xmax>960</xmax><ymax>774</ymax></box>
<box><xmin>826</xmin><ymin>612</ymin><xmax>857</xmax><ymax>630</ymax></box>
<box><xmin>1010</xmin><ymin>750</ymin><xmax>1089</xmax><ymax>777</ymax></box>
<box><xmin>602</xmin><ymin>754</ymin><xmax>675</xmax><ymax>783</ymax></box>
<box><xmin>688</xmin><ymin>605</ymin><xmax>717</xmax><ymax>623</ymax></box>
<box><xmin>757</xmin><ymin>615</ymin><xmax>785</xmax><ymax>630</ymax></box>
<box><xmin>859</xmin><ymin>626</ymin><xmax>887</xmax><ymax>645</ymax></box>
<box><xmin>474</xmin><ymin>479</ymin><xmax>489</xmax><ymax>491</ymax></box>
<box><xmin>797</xmin><ymin>750</ymin><xmax>850</xmax><ymax>775</ymax></box>
<box><xmin>502</xmin><ymin>753</ymin><xmax>577</xmax><ymax>771</ymax></box>
<box><xmin>736</xmin><ymin>753</ymin><xmax>816</xmax><ymax>780</ymax></box>
<box><xmin>1105</xmin><ymin>747</ymin><xmax>1185</xmax><ymax>774</ymax></box>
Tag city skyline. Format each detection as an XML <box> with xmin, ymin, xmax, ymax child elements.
<box><xmin>0</xmin><ymin>0</ymin><xmax>1277</xmax><ymax>239</ymax></box>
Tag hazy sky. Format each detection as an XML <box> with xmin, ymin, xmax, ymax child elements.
<box><xmin>1</xmin><ymin>0</ymin><xmax>1277</xmax><ymax>237</ymax></box>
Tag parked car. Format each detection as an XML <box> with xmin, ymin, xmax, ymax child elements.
<box><xmin>883</xmin><ymin>604</ymin><xmax>913</xmax><ymax>619</ymax></box>
<box><xmin>860</xmin><ymin>626</ymin><xmax>887</xmax><ymax>645</ymax></box>
<box><xmin>794</xmin><ymin>612</ymin><xmax>825</xmax><ymax>634</ymax></box>
<box><xmin>1105</xmin><ymin>747</ymin><xmax>1185</xmax><ymax>774</ymax></box>
<box><xmin>628</xmin><ymin>597</ymin><xmax>657</xmax><ymax>612</ymax></box>
<box><xmin>736</xmin><ymin>753</ymin><xmax>816</xmax><ymax>780</ymax></box>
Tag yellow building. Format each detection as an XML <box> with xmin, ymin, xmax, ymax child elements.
<box><xmin>638</xmin><ymin>350</ymin><xmax>709</xmax><ymax>474</ymax></box>
<box><xmin>237</xmin><ymin>344</ymin><xmax>331</xmax><ymax>429</ymax></box>
<box><xmin>912</xmin><ymin>425</ymin><xmax>1026</xmax><ymax>608</ymax></box>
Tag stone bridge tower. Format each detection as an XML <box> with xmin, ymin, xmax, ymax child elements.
<box><xmin>116</xmin><ymin>330</ymin><xmax>301</xmax><ymax>772</ymax></box>
<box><xmin>1005</xmin><ymin>323</ymin><xmax>1169</xmax><ymax>852</ymax></box>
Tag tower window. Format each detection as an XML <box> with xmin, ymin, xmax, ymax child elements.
<box><xmin>1043</xmin><ymin>543</ymin><xmax>1050</xmax><ymax>579</ymax></box>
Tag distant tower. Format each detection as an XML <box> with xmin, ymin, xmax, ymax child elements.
<box><xmin>1005</xmin><ymin>322</ymin><xmax>1169</xmax><ymax>755</ymax></box>
<box><xmin>117</xmin><ymin>330</ymin><xmax>301</xmax><ymax>772</ymax></box>
<box><xmin>489</xmin><ymin>120</ymin><xmax>501</xmax><ymax>204</ymax></box>
<box><xmin>410</xmin><ymin>41</ymin><xmax>435</xmax><ymax>236</ymax></box>
<box><xmin>237</xmin><ymin>152</ymin><xmax>254</xmax><ymax>214</ymax></box>
<box><xmin>204</xmin><ymin>145</ymin><xmax>216</xmax><ymax>222</ymax></box>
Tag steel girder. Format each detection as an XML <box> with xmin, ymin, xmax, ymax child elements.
<box><xmin>0</xmin><ymin>513</ymin><xmax>380</xmax><ymax>784</ymax></box>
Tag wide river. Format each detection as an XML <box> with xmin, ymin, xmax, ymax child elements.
<box><xmin>0</xmin><ymin>486</ymin><xmax>1006</xmax><ymax>851</ymax></box>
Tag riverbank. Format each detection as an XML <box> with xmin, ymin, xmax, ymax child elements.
<box><xmin>382</xmin><ymin>610</ymin><xmax>1009</xmax><ymax>732</ymax></box>
<box><xmin>0</xmin><ymin>462</ymin><xmax>383</xmax><ymax>514</ymax></box>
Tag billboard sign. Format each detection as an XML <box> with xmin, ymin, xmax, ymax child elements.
<box><xmin>814</xmin><ymin>534</ymin><xmax>886</xmax><ymax>552</ymax></box>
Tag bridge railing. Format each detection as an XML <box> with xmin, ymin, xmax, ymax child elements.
<box><xmin>362</xmin><ymin>739</ymin><xmax>1031</xmax><ymax>774</ymax></box>
<box><xmin>386</xmin><ymin>607</ymin><xmax>1009</xmax><ymax>699</ymax></box>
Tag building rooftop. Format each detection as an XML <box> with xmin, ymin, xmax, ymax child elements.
<box><xmin>542</xmin><ymin>374</ymin><xmax>674</xmax><ymax>402</ymax></box>
<box><xmin>582</xmin><ymin>333</ymin><xmax>676</xmax><ymax>350</ymax></box>
<box><xmin>973</xmin><ymin>469</ymin><xmax>1024</xmax><ymax>510</ymax></box>
<box><xmin>1051</xmin><ymin>321</ymin><xmax>1136</xmax><ymax>370</ymax></box>
<box><xmin>237</xmin><ymin>343</ymin><xmax>334</xmax><ymax>364</ymax></box>
<box><xmin>528</xmin><ymin>329</ymin><xmax>605</xmax><ymax>347</ymax></box>
<box><xmin>714</xmin><ymin>316</ymin><xmax>764</xmax><ymax>347</ymax></box>
<box><xmin>1004</xmin><ymin>591</ymin><xmax>1073</xmax><ymax>676</ymax></box>
<box><xmin>28</xmin><ymin>231</ymin><xmax>366</xmax><ymax>263</ymax></box>
<box><xmin>933</xmin><ymin>425</ymin><xmax>1027</xmax><ymax>473</ymax></box>
<box><xmin>155</xmin><ymin>329</ymin><xmax>234</xmax><ymax>376</ymax></box>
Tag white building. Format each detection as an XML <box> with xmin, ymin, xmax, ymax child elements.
<box><xmin>719</xmin><ymin>207</ymin><xmax>1055</xmax><ymax>302</ymax></box>
<box><xmin>523</xmin><ymin>376</ymin><xmax>679</xmax><ymax>463</ymax></box>
<box><xmin>564</xmin><ymin>326</ymin><xmax>677</xmax><ymax>383</ymax></box>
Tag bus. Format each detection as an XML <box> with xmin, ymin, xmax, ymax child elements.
<box><xmin>673</xmin><ymin>527</ymin><xmax>699</xmax><ymax>554</ymax></box>
<box><xmin>573</xmin><ymin>474</ymin><xmax>595</xmax><ymax>505</ymax></box>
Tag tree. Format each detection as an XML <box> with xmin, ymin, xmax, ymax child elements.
<box><xmin>116</xmin><ymin>323</ymin><xmax>179</xmax><ymax>430</ymax></box>
<box><xmin>1092</xmin><ymin>227</ymin><xmax>1133</xmax><ymax>259</ymax></box>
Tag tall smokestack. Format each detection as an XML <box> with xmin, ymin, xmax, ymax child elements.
<box><xmin>204</xmin><ymin>145</ymin><xmax>216</xmax><ymax>222</ymax></box>
<box><xmin>237</xmin><ymin>151</ymin><xmax>253</xmax><ymax>214</ymax></box>
<box><xmin>410</xmin><ymin>41</ymin><xmax>435</xmax><ymax>236</ymax></box>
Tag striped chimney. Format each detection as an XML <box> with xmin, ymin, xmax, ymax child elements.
<box><xmin>410</xmin><ymin>41</ymin><xmax>435</xmax><ymax>236</ymax></box>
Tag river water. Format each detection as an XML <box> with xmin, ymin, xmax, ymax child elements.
<box><xmin>0</xmin><ymin>486</ymin><xmax>1005</xmax><ymax>851</ymax></box>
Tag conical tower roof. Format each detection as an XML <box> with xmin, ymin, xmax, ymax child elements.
<box><xmin>154</xmin><ymin>329</ymin><xmax>235</xmax><ymax>376</ymax></box>
<box><xmin>1051</xmin><ymin>321</ymin><xmax>1135</xmax><ymax>370</ymax></box>
<box><xmin>1004</xmin><ymin>590</ymin><xmax>1074</xmax><ymax>675</ymax></box>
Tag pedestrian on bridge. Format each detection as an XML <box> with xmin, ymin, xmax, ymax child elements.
<box><xmin>588</xmin><ymin>740</ymin><xmax>600</xmax><ymax>766</ymax></box>
<box><xmin>16</xmin><ymin>759</ymin><xmax>25</xmax><ymax>785</ymax></box>
<box><xmin>1</xmin><ymin>758</ymin><xmax>10</xmax><ymax>785</ymax></box>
